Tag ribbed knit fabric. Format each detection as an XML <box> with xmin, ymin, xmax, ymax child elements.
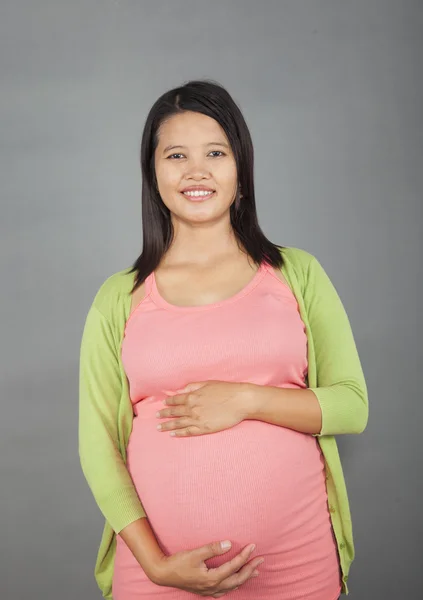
<box><xmin>112</xmin><ymin>263</ymin><xmax>341</xmax><ymax>600</ymax></box>
<box><xmin>79</xmin><ymin>247</ymin><xmax>369</xmax><ymax>598</ymax></box>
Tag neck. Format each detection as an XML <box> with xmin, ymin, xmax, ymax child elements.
<box><xmin>163</xmin><ymin>216</ymin><xmax>243</xmax><ymax>267</ymax></box>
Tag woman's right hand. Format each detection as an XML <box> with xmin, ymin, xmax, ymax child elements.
<box><xmin>151</xmin><ymin>540</ymin><xmax>264</xmax><ymax>597</ymax></box>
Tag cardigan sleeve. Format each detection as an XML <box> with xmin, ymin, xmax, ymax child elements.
<box><xmin>304</xmin><ymin>256</ymin><xmax>369</xmax><ymax>436</ymax></box>
<box><xmin>79</xmin><ymin>302</ymin><xmax>146</xmax><ymax>532</ymax></box>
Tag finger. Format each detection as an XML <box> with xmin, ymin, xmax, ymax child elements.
<box><xmin>195</xmin><ymin>541</ymin><xmax>234</xmax><ymax>562</ymax></box>
<box><xmin>156</xmin><ymin>406</ymin><xmax>189</xmax><ymax>419</ymax></box>
<box><xmin>212</xmin><ymin>586</ymin><xmax>239</xmax><ymax>597</ymax></box>
<box><xmin>157</xmin><ymin>418</ymin><xmax>192</xmax><ymax>432</ymax></box>
<box><xmin>170</xmin><ymin>425</ymin><xmax>200</xmax><ymax>437</ymax></box>
<box><xmin>219</xmin><ymin>559</ymin><xmax>263</xmax><ymax>591</ymax></box>
<box><xmin>163</xmin><ymin>388</ymin><xmax>188</xmax><ymax>395</ymax></box>
<box><xmin>209</xmin><ymin>544</ymin><xmax>256</xmax><ymax>581</ymax></box>
<box><xmin>163</xmin><ymin>392</ymin><xmax>187</xmax><ymax>406</ymax></box>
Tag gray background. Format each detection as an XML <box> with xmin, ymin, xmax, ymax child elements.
<box><xmin>1</xmin><ymin>1</ymin><xmax>422</xmax><ymax>598</ymax></box>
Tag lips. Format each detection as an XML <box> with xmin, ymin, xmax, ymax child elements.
<box><xmin>180</xmin><ymin>185</ymin><xmax>215</xmax><ymax>192</ymax></box>
<box><xmin>181</xmin><ymin>186</ymin><xmax>216</xmax><ymax>200</ymax></box>
<box><xmin>181</xmin><ymin>186</ymin><xmax>215</xmax><ymax>193</ymax></box>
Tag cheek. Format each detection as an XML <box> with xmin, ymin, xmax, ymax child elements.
<box><xmin>216</xmin><ymin>161</ymin><xmax>237</xmax><ymax>189</ymax></box>
<box><xmin>155</xmin><ymin>163</ymin><xmax>180</xmax><ymax>190</ymax></box>
<box><xmin>224</xmin><ymin>171</ymin><xmax>238</xmax><ymax>197</ymax></box>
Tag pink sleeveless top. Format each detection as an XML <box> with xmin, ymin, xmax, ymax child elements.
<box><xmin>113</xmin><ymin>262</ymin><xmax>341</xmax><ymax>600</ymax></box>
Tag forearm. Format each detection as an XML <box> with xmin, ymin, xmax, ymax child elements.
<box><xmin>118</xmin><ymin>517</ymin><xmax>166</xmax><ymax>583</ymax></box>
<box><xmin>242</xmin><ymin>383</ymin><xmax>322</xmax><ymax>435</ymax></box>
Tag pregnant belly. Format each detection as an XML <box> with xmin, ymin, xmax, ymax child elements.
<box><xmin>127</xmin><ymin>396</ymin><xmax>331</xmax><ymax>566</ymax></box>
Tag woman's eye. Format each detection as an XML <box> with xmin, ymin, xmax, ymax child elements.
<box><xmin>166</xmin><ymin>151</ymin><xmax>225</xmax><ymax>160</ymax></box>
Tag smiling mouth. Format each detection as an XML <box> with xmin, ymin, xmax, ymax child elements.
<box><xmin>181</xmin><ymin>190</ymin><xmax>216</xmax><ymax>200</ymax></box>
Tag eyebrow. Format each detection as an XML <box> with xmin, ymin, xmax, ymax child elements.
<box><xmin>163</xmin><ymin>142</ymin><xmax>229</xmax><ymax>154</ymax></box>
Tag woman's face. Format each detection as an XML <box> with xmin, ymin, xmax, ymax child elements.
<box><xmin>154</xmin><ymin>111</ymin><xmax>238</xmax><ymax>224</ymax></box>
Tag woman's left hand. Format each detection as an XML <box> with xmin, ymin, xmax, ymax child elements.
<box><xmin>156</xmin><ymin>381</ymin><xmax>251</xmax><ymax>437</ymax></box>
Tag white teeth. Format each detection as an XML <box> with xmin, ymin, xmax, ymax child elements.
<box><xmin>183</xmin><ymin>190</ymin><xmax>214</xmax><ymax>197</ymax></box>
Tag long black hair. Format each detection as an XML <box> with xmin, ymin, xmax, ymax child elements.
<box><xmin>129</xmin><ymin>79</ymin><xmax>284</xmax><ymax>292</ymax></box>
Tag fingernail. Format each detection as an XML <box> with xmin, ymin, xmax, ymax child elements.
<box><xmin>221</xmin><ymin>540</ymin><xmax>231</xmax><ymax>549</ymax></box>
<box><xmin>156</xmin><ymin>424</ymin><xmax>162</xmax><ymax>430</ymax></box>
<box><xmin>249</xmin><ymin>544</ymin><xmax>256</xmax><ymax>553</ymax></box>
<box><xmin>252</xmin><ymin>570</ymin><xmax>259</xmax><ymax>577</ymax></box>
<box><xmin>155</xmin><ymin>412</ymin><xmax>160</xmax><ymax>418</ymax></box>
<box><xmin>256</xmin><ymin>559</ymin><xmax>264</xmax><ymax>566</ymax></box>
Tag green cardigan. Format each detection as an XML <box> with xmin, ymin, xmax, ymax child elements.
<box><xmin>79</xmin><ymin>247</ymin><xmax>368</xmax><ymax>598</ymax></box>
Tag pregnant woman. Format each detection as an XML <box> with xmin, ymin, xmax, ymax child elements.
<box><xmin>79</xmin><ymin>80</ymin><xmax>368</xmax><ymax>600</ymax></box>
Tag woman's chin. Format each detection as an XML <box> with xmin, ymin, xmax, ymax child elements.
<box><xmin>172</xmin><ymin>204</ymin><xmax>232</xmax><ymax>224</ymax></box>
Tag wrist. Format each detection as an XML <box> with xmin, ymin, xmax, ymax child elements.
<box><xmin>147</xmin><ymin>553</ymin><xmax>169</xmax><ymax>586</ymax></box>
<box><xmin>118</xmin><ymin>518</ymin><xmax>168</xmax><ymax>585</ymax></box>
<box><xmin>238</xmin><ymin>382</ymin><xmax>261</xmax><ymax>420</ymax></box>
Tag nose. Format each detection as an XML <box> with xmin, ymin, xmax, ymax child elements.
<box><xmin>184</xmin><ymin>156</ymin><xmax>211</xmax><ymax>180</ymax></box>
